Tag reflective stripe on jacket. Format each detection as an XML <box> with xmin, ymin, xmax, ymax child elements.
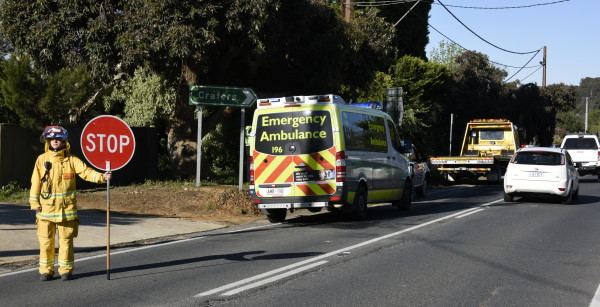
<box><xmin>29</xmin><ymin>141</ymin><xmax>106</xmax><ymax>222</ymax></box>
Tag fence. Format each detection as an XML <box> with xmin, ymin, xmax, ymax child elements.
<box><xmin>0</xmin><ymin>124</ymin><xmax>158</xmax><ymax>189</ymax></box>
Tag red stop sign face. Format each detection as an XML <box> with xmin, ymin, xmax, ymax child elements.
<box><xmin>81</xmin><ymin>115</ymin><xmax>136</xmax><ymax>171</ymax></box>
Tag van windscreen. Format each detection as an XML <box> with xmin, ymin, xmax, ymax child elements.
<box><xmin>255</xmin><ymin>110</ymin><xmax>333</xmax><ymax>155</ymax></box>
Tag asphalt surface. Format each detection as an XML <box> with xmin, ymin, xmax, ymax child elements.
<box><xmin>0</xmin><ymin>203</ymin><xmax>229</xmax><ymax>269</ymax></box>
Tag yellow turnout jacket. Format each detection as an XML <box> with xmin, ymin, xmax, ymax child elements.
<box><xmin>29</xmin><ymin>141</ymin><xmax>106</xmax><ymax>222</ymax></box>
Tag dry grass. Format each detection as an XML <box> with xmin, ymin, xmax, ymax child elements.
<box><xmin>74</xmin><ymin>182</ymin><xmax>262</xmax><ymax>225</ymax></box>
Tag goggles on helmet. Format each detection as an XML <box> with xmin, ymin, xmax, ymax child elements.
<box><xmin>41</xmin><ymin>126</ymin><xmax>69</xmax><ymax>141</ymax></box>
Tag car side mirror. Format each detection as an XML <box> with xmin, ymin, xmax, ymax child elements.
<box><xmin>575</xmin><ymin>162</ymin><xmax>582</xmax><ymax>168</ymax></box>
<box><xmin>401</xmin><ymin>139</ymin><xmax>413</xmax><ymax>154</ymax></box>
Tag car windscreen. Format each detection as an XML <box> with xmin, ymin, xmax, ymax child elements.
<box><xmin>562</xmin><ymin>138</ymin><xmax>598</xmax><ymax>150</ymax></box>
<box><xmin>254</xmin><ymin>110</ymin><xmax>333</xmax><ymax>155</ymax></box>
<box><xmin>513</xmin><ymin>151</ymin><xmax>564</xmax><ymax>165</ymax></box>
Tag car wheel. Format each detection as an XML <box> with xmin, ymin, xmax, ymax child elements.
<box><xmin>572</xmin><ymin>186</ymin><xmax>579</xmax><ymax>201</ymax></box>
<box><xmin>503</xmin><ymin>191</ymin><xmax>514</xmax><ymax>202</ymax></box>
<box><xmin>416</xmin><ymin>177</ymin><xmax>428</xmax><ymax>197</ymax></box>
<box><xmin>262</xmin><ymin>209</ymin><xmax>287</xmax><ymax>223</ymax></box>
<box><xmin>561</xmin><ymin>191</ymin><xmax>573</xmax><ymax>205</ymax></box>
<box><xmin>397</xmin><ymin>181</ymin><xmax>412</xmax><ymax>211</ymax></box>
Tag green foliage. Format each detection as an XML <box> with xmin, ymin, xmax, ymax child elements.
<box><xmin>428</xmin><ymin>40</ymin><xmax>462</xmax><ymax>70</ymax></box>
<box><xmin>201</xmin><ymin>122</ymin><xmax>238</xmax><ymax>180</ymax></box>
<box><xmin>0</xmin><ymin>57</ymin><xmax>98</xmax><ymax>129</ymax></box>
<box><xmin>374</xmin><ymin>0</ymin><xmax>431</xmax><ymax>58</ymax></box>
<box><xmin>41</xmin><ymin>65</ymin><xmax>96</xmax><ymax>125</ymax></box>
<box><xmin>588</xmin><ymin>110</ymin><xmax>600</xmax><ymax>134</ymax></box>
<box><xmin>352</xmin><ymin>56</ymin><xmax>454</xmax><ymax>154</ymax></box>
<box><xmin>104</xmin><ymin>66</ymin><xmax>175</xmax><ymax>127</ymax></box>
<box><xmin>0</xmin><ymin>56</ymin><xmax>47</xmax><ymax>129</ymax></box>
<box><xmin>556</xmin><ymin>111</ymin><xmax>584</xmax><ymax>134</ymax></box>
<box><xmin>0</xmin><ymin>181</ymin><xmax>28</xmax><ymax>202</ymax></box>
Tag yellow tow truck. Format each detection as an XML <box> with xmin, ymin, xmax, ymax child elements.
<box><xmin>430</xmin><ymin>119</ymin><xmax>524</xmax><ymax>183</ymax></box>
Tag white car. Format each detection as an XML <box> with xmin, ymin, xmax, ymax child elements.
<box><xmin>503</xmin><ymin>147</ymin><xmax>579</xmax><ymax>204</ymax></box>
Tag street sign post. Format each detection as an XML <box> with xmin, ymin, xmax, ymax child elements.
<box><xmin>188</xmin><ymin>85</ymin><xmax>257</xmax><ymax>190</ymax></box>
<box><xmin>81</xmin><ymin>115</ymin><xmax>136</xmax><ymax>280</ymax></box>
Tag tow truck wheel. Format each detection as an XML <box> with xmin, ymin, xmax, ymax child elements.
<box><xmin>262</xmin><ymin>209</ymin><xmax>287</xmax><ymax>223</ymax></box>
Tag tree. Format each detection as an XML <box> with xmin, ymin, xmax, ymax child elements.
<box><xmin>0</xmin><ymin>56</ymin><xmax>47</xmax><ymax>129</ymax></box>
<box><xmin>0</xmin><ymin>56</ymin><xmax>101</xmax><ymax>129</ymax></box>
<box><xmin>1</xmin><ymin>0</ymin><xmax>400</xmax><ymax>179</ymax></box>
<box><xmin>428</xmin><ymin>40</ymin><xmax>462</xmax><ymax>70</ymax></box>
<box><xmin>356</xmin><ymin>55</ymin><xmax>454</xmax><ymax>155</ymax></box>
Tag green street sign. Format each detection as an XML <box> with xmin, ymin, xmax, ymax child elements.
<box><xmin>189</xmin><ymin>85</ymin><xmax>257</xmax><ymax>108</ymax></box>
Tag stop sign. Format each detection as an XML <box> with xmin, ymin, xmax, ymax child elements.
<box><xmin>81</xmin><ymin>115</ymin><xmax>136</xmax><ymax>171</ymax></box>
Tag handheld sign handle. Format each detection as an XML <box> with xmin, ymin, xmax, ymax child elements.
<box><xmin>106</xmin><ymin>161</ymin><xmax>111</xmax><ymax>280</ymax></box>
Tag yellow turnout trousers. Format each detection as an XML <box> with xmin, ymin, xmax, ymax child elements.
<box><xmin>36</xmin><ymin>219</ymin><xmax>79</xmax><ymax>276</ymax></box>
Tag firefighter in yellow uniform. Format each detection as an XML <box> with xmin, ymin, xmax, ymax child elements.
<box><xmin>30</xmin><ymin>126</ymin><xmax>112</xmax><ymax>281</ymax></box>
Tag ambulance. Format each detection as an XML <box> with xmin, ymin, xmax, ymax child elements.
<box><xmin>248</xmin><ymin>94</ymin><xmax>412</xmax><ymax>222</ymax></box>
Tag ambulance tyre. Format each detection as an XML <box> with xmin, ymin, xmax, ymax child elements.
<box><xmin>397</xmin><ymin>181</ymin><xmax>412</xmax><ymax>211</ymax></box>
<box><xmin>345</xmin><ymin>186</ymin><xmax>368</xmax><ymax>220</ymax></box>
<box><xmin>262</xmin><ymin>209</ymin><xmax>287</xmax><ymax>223</ymax></box>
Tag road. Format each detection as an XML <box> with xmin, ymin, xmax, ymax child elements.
<box><xmin>3</xmin><ymin>177</ymin><xmax>600</xmax><ymax>306</ymax></box>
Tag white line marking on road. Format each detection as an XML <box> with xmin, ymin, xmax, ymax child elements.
<box><xmin>455</xmin><ymin>208</ymin><xmax>485</xmax><ymax>218</ymax></box>
<box><xmin>221</xmin><ymin>261</ymin><xmax>328</xmax><ymax>296</ymax></box>
<box><xmin>195</xmin><ymin>199</ymin><xmax>503</xmax><ymax>297</ymax></box>
<box><xmin>590</xmin><ymin>282</ymin><xmax>600</xmax><ymax>307</ymax></box>
<box><xmin>0</xmin><ymin>223</ymin><xmax>278</xmax><ymax>278</ymax></box>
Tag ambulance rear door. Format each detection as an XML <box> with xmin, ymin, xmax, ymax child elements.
<box><xmin>253</xmin><ymin>105</ymin><xmax>337</xmax><ymax>200</ymax></box>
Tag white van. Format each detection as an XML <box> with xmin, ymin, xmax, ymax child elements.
<box><xmin>248</xmin><ymin>94</ymin><xmax>412</xmax><ymax>222</ymax></box>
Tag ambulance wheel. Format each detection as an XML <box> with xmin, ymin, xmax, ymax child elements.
<box><xmin>262</xmin><ymin>209</ymin><xmax>287</xmax><ymax>223</ymax></box>
<box><xmin>350</xmin><ymin>186</ymin><xmax>368</xmax><ymax>220</ymax></box>
<box><xmin>397</xmin><ymin>181</ymin><xmax>412</xmax><ymax>211</ymax></box>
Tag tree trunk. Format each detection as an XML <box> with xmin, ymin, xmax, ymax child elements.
<box><xmin>166</xmin><ymin>59</ymin><xmax>198</xmax><ymax>179</ymax></box>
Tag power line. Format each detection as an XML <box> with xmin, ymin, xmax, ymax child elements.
<box><xmin>351</xmin><ymin>0</ymin><xmax>570</xmax><ymax>9</ymax></box>
<box><xmin>504</xmin><ymin>49</ymin><xmax>542</xmax><ymax>82</ymax></box>
<box><xmin>436</xmin><ymin>0</ymin><xmax>540</xmax><ymax>55</ymax></box>
<box><xmin>518</xmin><ymin>65</ymin><xmax>543</xmax><ymax>83</ymax></box>
<box><xmin>425</xmin><ymin>12</ymin><xmax>541</xmax><ymax>71</ymax></box>
<box><xmin>431</xmin><ymin>0</ymin><xmax>571</xmax><ymax>10</ymax></box>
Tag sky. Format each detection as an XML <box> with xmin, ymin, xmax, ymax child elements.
<box><xmin>424</xmin><ymin>0</ymin><xmax>598</xmax><ymax>86</ymax></box>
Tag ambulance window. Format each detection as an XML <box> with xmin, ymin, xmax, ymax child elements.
<box><xmin>387</xmin><ymin>119</ymin><xmax>401</xmax><ymax>152</ymax></box>
<box><xmin>343</xmin><ymin>112</ymin><xmax>387</xmax><ymax>153</ymax></box>
<box><xmin>254</xmin><ymin>110</ymin><xmax>333</xmax><ymax>155</ymax></box>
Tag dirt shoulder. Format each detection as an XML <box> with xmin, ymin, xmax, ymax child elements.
<box><xmin>75</xmin><ymin>183</ymin><xmax>264</xmax><ymax>225</ymax></box>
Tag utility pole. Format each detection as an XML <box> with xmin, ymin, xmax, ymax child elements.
<box><xmin>585</xmin><ymin>97</ymin><xmax>589</xmax><ymax>133</ymax></box>
<box><xmin>341</xmin><ymin>0</ymin><xmax>354</xmax><ymax>22</ymax></box>
<box><xmin>542</xmin><ymin>46</ymin><xmax>547</xmax><ymax>88</ymax></box>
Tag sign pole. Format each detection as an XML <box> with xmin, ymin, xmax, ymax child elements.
<box><xmin>196</xmin><ymin>106</ymin><xmax>203</xmax><ymax>187</ymax></box>
<box><xmin>238</xmin><ymin>108</ymin><xmax>245</xmax><ymax>191</ymax></box>
<box><xmin>106</xmin><ymin>161</ymin><xmax>111</xmax><ymax>280</ymax></box>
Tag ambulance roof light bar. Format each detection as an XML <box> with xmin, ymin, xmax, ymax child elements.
<box><xmin>257</xmin><ymin>94</ymin><xmax>346</xmax><ymax>108</ymax></box>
